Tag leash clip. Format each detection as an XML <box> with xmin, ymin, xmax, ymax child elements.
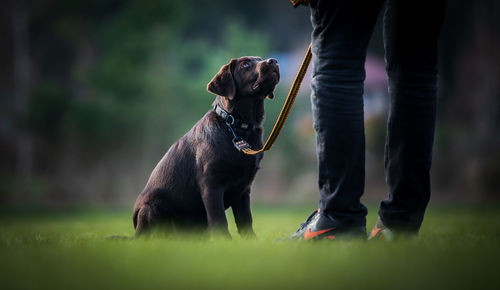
<box><xmin>232</xmin><ymin>137</ymin><xmax>251</xmax><ymax>152</ymax></box>
<box><xmin>225</xmin><ymin>120</ymin><xmax>250</xmax><ymax>152</ymax></box>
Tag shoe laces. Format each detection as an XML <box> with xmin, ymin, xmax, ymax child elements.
<box><xmin>296</xmin><ymin>210</ymin><xmax>319</xmax><ymax>232</ymax></box>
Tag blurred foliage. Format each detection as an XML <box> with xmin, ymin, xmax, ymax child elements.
<box><xmin>1</xmin><ymin>0</ymin><xmax>314</xmax><ymax>204</ymax></box>
<box><xmin>1</xmin><ymin>0</ymin><xmax>499</xmax><ymax>205</ymax></box>
<box><xmin>24</xmin><ymin>0</ymin><xmax>278</xmax><ymax>152</ymax></box>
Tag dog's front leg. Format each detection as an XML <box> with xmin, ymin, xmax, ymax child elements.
<box><xmin>232</xmin><ymin>189</ymin><xmax>256</xmax><ymax>238</ymax></box>
<box><xmin>201</xmin><ymin>186</ymin><xmax>231</xmax><ymax>239</ymax></box>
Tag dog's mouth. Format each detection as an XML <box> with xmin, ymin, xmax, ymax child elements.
<box><xmin>252</xmin><ymin>67</ymin><xmax>280</xmax><ymax>91</ymax></box>
<box><xmin>271</xmin><ymin>68</ymin><xmax>280</xmax><ymax>79</ymax></box>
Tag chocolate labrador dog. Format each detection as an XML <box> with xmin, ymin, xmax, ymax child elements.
<box><xmin>133</xmin><ymin>56</ymin><xmax>279</xmax><ymax>238</ymax></box>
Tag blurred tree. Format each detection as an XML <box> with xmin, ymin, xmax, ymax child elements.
<box><xmin>0</xmin><ymin>0</ymin><xmax>283</xmax><ymax>205</ymax></box>
<box><xmin>11</xmin><ymin>0</ymin><xmax>33</xmax><ymax>201</ymax></box>
<box><xmin>435</xmin><ymin>0</ymin><xmax>500</xmax><ymax>199</ymax></box>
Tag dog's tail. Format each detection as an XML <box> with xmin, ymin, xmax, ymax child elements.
<box><xmin>133</xmin><ymin>205</ymin><xmax>153</xmax><ymax>237</ymax></box>
<box><xmin>102</xmin><ymin>206</ymin><xmax>151</xmax><ymax>240</ymax></box>
<box><xmin>133</xmin><ymin>207</ymin><xmax>140</xmax><ymax>230</ymax></box>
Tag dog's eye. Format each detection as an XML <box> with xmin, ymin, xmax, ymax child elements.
<box><xmin>240</xmin><ymin>62</ymin><xmax>250</xmax><ymax>69</ymax></box>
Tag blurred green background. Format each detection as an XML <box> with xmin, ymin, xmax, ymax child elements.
<box><xmin>1</xmin><ymin>0</ymin><xmax>499</xmax><ymax>208</ymax></box>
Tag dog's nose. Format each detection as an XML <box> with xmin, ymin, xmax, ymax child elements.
<box><xmin>266</xmin><ymin>58</ymin><xmax>278</xmax><ymax>65</ymax></box>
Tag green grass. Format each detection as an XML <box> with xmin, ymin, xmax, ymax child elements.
<box><xmin>1</xmin><ymin>205</ymin><xmax>499</xmax><ymax>290</ymax></box>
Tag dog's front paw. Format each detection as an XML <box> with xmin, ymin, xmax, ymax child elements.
<box><xmin>239</xmin><ymin>229</ymin><xmax>257</xmax><ymax>239</ymax></box>
<box><xmin>210</xmin><ymin>228</ymin><xmax>232</xmax><ymax>240</ymax></box>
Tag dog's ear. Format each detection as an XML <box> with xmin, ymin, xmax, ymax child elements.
<box><xmin>266</xmin><ymin>92</ymin><xmax>274</xmax><ymax>99</ymax></box>
<box><xmin>207</xmin><ymin>59</ymin><xmax>236</xmax><ymax>100</ymax></box>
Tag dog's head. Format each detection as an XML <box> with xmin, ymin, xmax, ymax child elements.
<box><xmin>207</xmin><ymin>57</ymin><xmax>280</xmax><ymax>100</ymax></box>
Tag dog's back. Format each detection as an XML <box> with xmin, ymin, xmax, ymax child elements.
<box><xmin>133</xmin><ymin>124</ymin><xmax>201</xmax><ymax>235</ymax></box>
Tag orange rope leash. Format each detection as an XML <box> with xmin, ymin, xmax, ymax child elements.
<box><xmin>234</xmin><ymin>43</ymin><xmax>312</xmax><ymax>155</ymax></box>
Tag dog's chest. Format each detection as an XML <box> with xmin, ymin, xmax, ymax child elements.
<box><xmin>223</xmin><ymin>152</ymin><xmax>261</xmax><ymax>186</ymax></box>
<box><xmin>232</xmin><ymin>151</ymin><xmax>260</xmax><ymax>173</ymax></box>
<box><xmin>223</xmin><ymin>155</ymin><xmax>260</xmax><ymax>206</ymax></box>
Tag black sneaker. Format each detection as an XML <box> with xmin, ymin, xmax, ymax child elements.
<box><xmin>289</xmin><ymin>209</ymin><xmax>366</xmax><ymax>240</ymax></box>
<box><xmin>368</xmin><ymin>217</ymin><xmax>394</xmax><ymax>240</ymax></box>
<box><xmin>368</xmin><ymin>217</ymin><xmax>418</xmax><ymax>240</ymax></box>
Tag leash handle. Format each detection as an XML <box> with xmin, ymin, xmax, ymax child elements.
<box><xmin>238</xmin><ymin>43</ymin><xmax>312</xmax><ymax>155</ymax></box>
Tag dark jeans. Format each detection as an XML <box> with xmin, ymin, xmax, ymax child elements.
<box><xmin>310</xmin><ymin>0</ymin><xmax>447</xmax><ymax>231</ymax></box>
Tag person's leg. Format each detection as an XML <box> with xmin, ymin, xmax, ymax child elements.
<box><xmin>310</xmin><ymin>0</ymin><xmax>384</xmax><ymax>228</ymax></box>
<box><xmin>379</xmin><ymin>0</ymin><xmax>447</xmax><ymax>233</ymax></box>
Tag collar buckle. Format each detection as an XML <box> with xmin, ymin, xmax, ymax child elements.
<box><xmin>214</xmin><ymin>104</ymin><xmax>251</xmax><ymax>131</ymax></box>
<box><xmin>225</xmin><ymin>114</ymin><xmax>235</xmax><ymax>126</ymax></box>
